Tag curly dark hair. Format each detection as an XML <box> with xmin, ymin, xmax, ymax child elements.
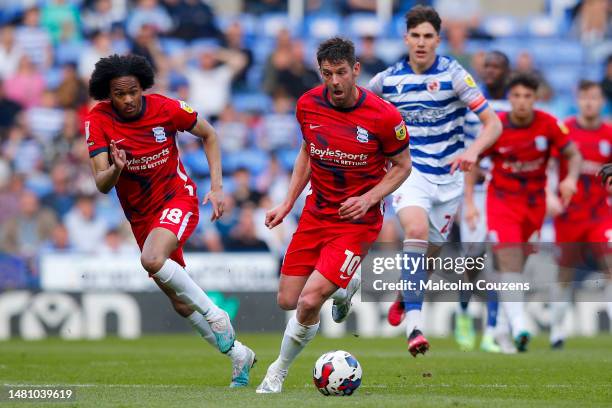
<box><xmin>507</xmin><ymin>72</ymin><xmax>540</xmax><ymax>92</ymax></box>
<box><xmin>88</xmin><ymin>54</ymin><xmax>155</xmax><ymax>101</ymax></box>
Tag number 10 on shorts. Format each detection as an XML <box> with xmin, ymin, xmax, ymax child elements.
<box><xmin>340</xmin><ymin>249</ymin><xmax>361</xmax><ymax>277</ymax></box>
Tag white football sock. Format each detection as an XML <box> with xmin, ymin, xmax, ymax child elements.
<box><xmin>549</xmin><ymin>284</ymin><xmax>571</xmax><ymax>343</ymax></box>
<box><xmin>484</xmin><ymin>325</ymin><xmax>496</xmax><ymax>338</ymax></box>
<box><xmin>405</xmin><ymin>309</ymin><xmax>423</xmax><ymax>335</ymax></box>
<box><xmin>186</xmin><ymin>311</ymin><xmax>217</xmax><ymax>348</ymax></box>
<box><xmin>499</xmin><ymin>272</ymin><xmax>526</xmax><ymax>337</ymax></box>
<box><xmin>154</xmin><ymin>259</ymin><xmax>225</xmax><ymax>322</ymax></box>
<box><xmin>273</xmin><ymin>316</ymin><xmax>319</xmax><ymax>372</ymax></box>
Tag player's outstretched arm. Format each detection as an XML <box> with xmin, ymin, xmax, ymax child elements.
<box><xmin>339</xmin><ymin>148</ymin><xmax>412</xmax><ymax>221</ymax></box>
<box><xmin>265</xmin><ymin>141</ymin><xmax>311</xmax><ymax>229</ymax></box>
<box><xmin>190</xmin><ymin>118</ymin><xmax>224</xmax><ymax>221</ymax></box>
<box><xmin>89</xmin><ymin>140</ymin><xmax>125</xmax><ymax>194</ymax></box>
<box><xmin>451</xmin><ymin>107</ymin><xmax>502</xmax><ymax>174</ymax></box>
<box><xmin>558</xmin><ymin>142</ymin><xmax>583</xmax><ymax>207</ymax></box>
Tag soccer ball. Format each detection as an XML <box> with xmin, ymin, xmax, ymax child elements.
<box><xmin>313</xmin><ymin>350</ymin><xmax>362</xmax><ymax>396</ymax></box>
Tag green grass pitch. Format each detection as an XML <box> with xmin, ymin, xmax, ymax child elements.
<box><xmin>1</xmin><ymin>334</ymin><xmax>611</xmax><ymax>407</ymax></box>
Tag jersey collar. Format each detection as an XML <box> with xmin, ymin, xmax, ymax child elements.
<box><xmin>322</xmin><ymin>86</ymin><xmax>366</xmax><ymax>112</ymax></box>
<box><xmin>404</xmin><ymin>55</ymin><xmax>440</xmax><ymax>75</ymax></box>
<box><xmin>111</xmin><ymin>95</ymin><xmax>147</xmax><ymax>123</ymax></box>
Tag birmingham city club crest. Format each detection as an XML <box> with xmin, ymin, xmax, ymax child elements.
<box><xmin>152</xmin><ymin>127</ymin><xmax>167</xmax><ymax>143</ymax></box>
<box><xmin>356</xmin><ymin>126</ymin><xmax>369</xmax><ymax>143</ymax></box>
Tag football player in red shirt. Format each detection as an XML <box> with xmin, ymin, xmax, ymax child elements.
<box><xmin>256</xmin><ymin>38</ymin><xmax>412</xmax><ymax>394</ymax></box>
<box><xmin>465</xmin><ymin>73</ymin><xmax>582</xmax><ymax>352</ymax></box>
<box><xmin>86</xmin><ymin>54</ymin><xmax>255</xmax><ymax>387</ymax></box>
<box><xmin>549</xmin><ymin>80</ymin><xmax>612</xmax><ymax>349</ymax></box>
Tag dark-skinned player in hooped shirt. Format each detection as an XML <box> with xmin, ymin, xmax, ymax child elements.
<box><xmin>86</xmin><ymin>54</ymin><xmax>255</xmax><ymax>387</ymax></box>
<box><xmin>256</xmin><ymin>38</ymin><xmax>412</xmax><ymax>394</ymax></box>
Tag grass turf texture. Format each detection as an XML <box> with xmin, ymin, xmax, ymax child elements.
<box><xmin>1</xmin><ymin>334</ymin><xmax>611</xmax><ymax>407</ymax></box>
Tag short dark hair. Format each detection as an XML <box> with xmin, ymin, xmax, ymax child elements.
<box><xmin>507</xmin><ymin>72</ymin><xmax>539</xmax><ymax>92</ymax></box>
<box><xmin>316</xmin><ymin>37</ymin><xmax>356</xmax><ymax>67</ymax></box>
<box><xmin>405</xmin><ymin>5</ymin><xmax>442</xmax><ymax>34</ymax></box>
<box><xmin>577</xmin><ymin>79</ymin><xmax>601</xmax><ymax>92</ymax></box>
<box><xmin>88</xmin><ymin>54</ymin><xmax>155</xmax><ymax>101</ymax></box>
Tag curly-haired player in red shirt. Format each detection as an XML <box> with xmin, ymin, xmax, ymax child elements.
<box><xmin>86</xmin><ymin>54</ymin><xmax>255</xmax><ymax>387</ymax></box>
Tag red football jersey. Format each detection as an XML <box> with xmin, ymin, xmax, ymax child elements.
<box><xmin>86</xmin><ymin>94</ymin><xmax>199</xmax><ymax>221</ymax></box>
<box><xmin>557</xmin><ymin>118</ymin><xmax>612</xmax><ymax>222</ymax></box>
<box><xmin>484</xmin><ymin>110</ymin><xmax>570</xmax><ymax>200</ymax></box>
<box><xmin>297</xmin><ymin>85</ymin><xmax>409</xmax><ymax>224</ymax></box>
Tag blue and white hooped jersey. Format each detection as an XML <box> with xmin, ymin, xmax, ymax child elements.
<box><xmin>369</xmin><ymin>55</ymin><xmax>489</xmax><ymax>184</ymax></box>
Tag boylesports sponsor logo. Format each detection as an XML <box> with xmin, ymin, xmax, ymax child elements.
<box><xmin>309</xmin><ymin>143</ymin><xmax>368</xmax><ymax>166</ymax></box>
<box><xmin>501</xmin><ymin>157</ymin><xmax>545</xmax><ymax>173</ymax></box>
<box><xmin>127</xmin><ymin>148</ymin><xmax>170</xmax><ymax>171</ymax></box>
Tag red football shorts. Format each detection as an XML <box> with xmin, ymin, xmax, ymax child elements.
<box><xmin>281</xmin><ymin>210</ymin><xmax>382</xmax><ymax>288</ymax></box>
<box><xmin>555</xmin><ymin>217</ymin><xmax>612</xmax><ymax>266</ymax></box>
<box><xmin>129</xmin><ymin>193</ymin><xmax>200</xmax><ymax>267</ymax></box>
<box><xmin>486</xmin><ymin>191</ymin><xmax>545</xmax><ymax>248</ymax></box>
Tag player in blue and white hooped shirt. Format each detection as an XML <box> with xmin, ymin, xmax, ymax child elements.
<box><xmin>459</xmin><ymin>51</ymin><xmax>514</xmax><ymax>354</ymax></box>
<box><xmin>368</xmin><ymin>6</ymin><xmax>502</xmax><ymax>356</ymax></box>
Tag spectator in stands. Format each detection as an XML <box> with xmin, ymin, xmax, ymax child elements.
<box><xmin>27</xmin><ymin>90</ymin><xmax>65</xmax><ymax>144</ymax></box>
<box><xmin>214</xmin><ymin>104</ymin><xmax>250</xmax><ymax>153</ymax></box>
<box><xmin>126</xmin><ymin>0</ymin><xmax>173</xmax><ymax>39</ymax></box>
<box><xmin>256</xmin><ymin>154</ymin><xmax>290</xmax><ymax>205</ymax></box>
<box><xmin>434</xmin><ymin>0</ymin><xmax>481</xmax><ymax>33</ymax></box>
<box><xmin>602</xmin><ymin>55</ymin><xmax>612</xmax><ymax>105</ymax></box>
<box><xmin>0</xmin><ymin>23</ymin><xmax>24</xmax><ymax>80</ymax></box>
<box><xmin>342</xmin><ymin>0</ymin><xmax>377</xmax><ymax>14</ymax></box>
<box><xmin>64</xmin><ymin>193</ymin><xmax>109</xmax><ymax>253</ymax></box>
<box><xmin>572</xmin><ymin>0</ymin><xmax>610</xmax><ymax>42</ymax></box>
<box><xmin>184</xmin><ymin>45</ymin><xmax>248</xmax><ymax>120</ymax></box>
<box><xmin>2</xmin><ymin>125</ymin><xmax>44</xmax><ymax>175</ymax></box>
<box><xmin>0</xmin><ymin>190</ymin><xmax>58</xmax><ymax>257</ymax></box>
<box><xmin>263</xmin><ymin>33</ymin><xmax>319</xmax><ymax>99</ymax></box>
<box><xmin>214</xmin><ymin>194</ymin><xmax>239</xmax><ymax>240</ymax></box>
<box><xmin>255</xmin><ymin>93</ymin><xmax>299</xmax><ymax>151</ymax></box>
<box><xmin>232</xmin><ymin>167</ymin><xmax>262</xmax><ymax>208</ymax></box>
<box><xmin>224</xmin><ymin>204</ymin><xmax>270</xmax><ymax>252</ymax></box>
<box><xmin>164</xmin><ymin>0</ymin><xmax>222</xmax><ymax>41</ymax></box>
<box><xmin>357</xmin><ymin>35</ymin><xmax>387</xmax><ymax>86</ymax></box>
<box><xmin>41</xmin><ymin>163</ymin><xmax>75</xmax><ymax>219</ymax></box>
<box><xmin>98</xmin><ymin>227</ymin><xmax>139</xmax><ymax>255</ymax></box>
<box><xmin>445</xmin><ymin>22</ymin><xmax>472</xmax><ymax>70</ymax></box>
<box><xmin>15</xmin><ymin>7</ymin><xmax>53</xmax><ymax>69</ymax></box>
<box><xmin>131</xmin><ymin>24</ymin><xmax>165</xmax><ymax>72</ymax></box>
<box><xmin>41</xmin><ymin>0</ymin><xmax>81</xmax><ymax>45</ymax></box>
<box><xmin>56</xmin><ymin>63</ymin><xmax>88</xmax><ymax>109</ymax></box>
<box><xmin>222</xmin><ymin>21</ymin><xmax>253</xmax><ymax>90</ymax></box>
<box><xmin>42</xmin><ymin>223</ymin><xmax>73</xmax><ymax>252</ymax></box>
<box><xmin>0</xmin><ymin>81</ymin><xmax>22</xmax><ymax>133</ymax></box>
<box><xmin>81</xmin><ymin>0</ymin><xmax>125</xmax><ymax>35</ymax></box>
<box><xmin>244</xmin><ymin>0</ymin><xmax>287</xmax><ymax>15</ymax></box>
<box><xmin>4</xmin><ymin>55</ymin><xmax>46</xmax><ymax>109</ymax></box>
<box><xmin>0</xmin><ymin>172</ymin><xmax>25</xmax><ymax>226</ymax></box>
<box><xmin>78</xmin><ymin>30</ymin><xmax>113</xmax><ymax>81</ymax></box>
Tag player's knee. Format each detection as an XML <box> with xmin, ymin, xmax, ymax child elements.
<box><xmin>297</xmin><ymin>292</ymin><xmax>324</xmax><ymax>315</ymax></box>
<box><xmin>404</xmin><ymin>223</ymin><xmax>428</xmax><ymax>241</ymax></box>
<box><xmin>140</xmin><ymin>252</ymin><xmax>166</xmax><ymax>275</ymax></box>
<box><xmin>277</xmin><ymin>292</ymin><xmax>298</xmax><ymax>310</ymax></box>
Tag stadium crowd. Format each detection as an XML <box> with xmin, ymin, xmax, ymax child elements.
<box><xmin>0</xmin><ymin>0</ymin><xmax>610</xmax><ymax>286</ymax></box>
